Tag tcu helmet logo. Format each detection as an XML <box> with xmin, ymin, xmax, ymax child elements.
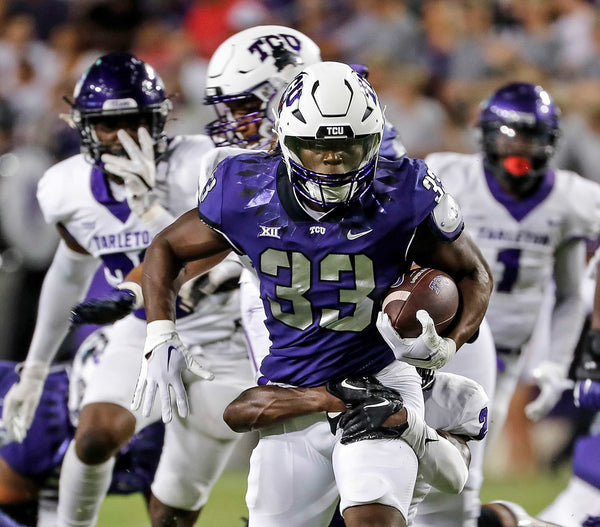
<box><xmin>280</xmin><ymin>73</ymin><xmax>304</xmax><ymax>110</ymax></box>
<box><xmin>356</xmin><ymin>74</ymin><xmax>378</xmax><ymax>106</ymax></box>
<box><xmin>248</xmin><ymin>33</ymin><xmax>302</xmax><ymax>62</ymax></box>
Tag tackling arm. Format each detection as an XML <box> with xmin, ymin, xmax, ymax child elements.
<box><xmin>223</xmin><ymin>385</ymin><xmax>347</xmax><ymax>433</ymax></box>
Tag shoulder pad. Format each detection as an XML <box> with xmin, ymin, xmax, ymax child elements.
<box><xmin>429</xmin><ymin>193</ymin><xmax>464</xmax><ymax>241</ymax></box>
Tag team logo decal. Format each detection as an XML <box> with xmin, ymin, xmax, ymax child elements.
<box><xmin>259</xmin><ymin>225</ymin><xmax>281</xmax><ymax>239</ymax></box>
<box><xmin>309</xmin><ymin>225</ymin><xmax>326</xmax><ymax>235</ymax></box>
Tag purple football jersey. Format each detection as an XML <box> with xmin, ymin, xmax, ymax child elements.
<box><xmin>199</xmin><ymin>153</ymin><xmax>448</xmax><ymax>386</ymax></box>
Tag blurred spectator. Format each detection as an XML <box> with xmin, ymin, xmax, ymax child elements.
<box><xmin>0</xmin><ymin>94</ymin><xmax>57</xmax><ymax>361</ymax></box>
<box><xmin>184</xmin><ymin>0</ymin><xmax>270</xmax><ymax>59</ymax></box>
<box><xmin>552</xmin><ymin>0</ymin><xmax>596</xmax><ymax>78</ymax></box>
<box><xmin>328</xmin><ymin>0</ymin><xmax>423</xmax><ymax>66</ymax></box>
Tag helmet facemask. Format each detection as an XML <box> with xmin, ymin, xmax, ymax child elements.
<box><xmin>72</xmin><ymin>102</ymin><xmax>171</xmax><ymax>165</ymax></box>
<box><xmin>481</xmin><ymin>121</ymin><xmax>558</xmax><ymax>196</ymax></box>
<box><xmin>204</xmin><ymin>87</ymin><xmax>276</xmax><ymax>149</ymax></box>
<box><xmin>284</xmin><ymin>134</ymin><xmax>381</xmax><ymax>208</ymax></box>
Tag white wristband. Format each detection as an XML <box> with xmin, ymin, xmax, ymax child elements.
<box><xmin>118</xmin><ymin>281</ymin><xmax>144</xmax><ymax>309</ymax></box>
<box><xmin>147</xmin><ymin>319</ymin><xmax>176</xmax><ymax>337</ymax></box>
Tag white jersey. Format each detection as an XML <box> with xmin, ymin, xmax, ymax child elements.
<box><xmin>408</xmin><ymin>372</ymin><xmax>489</xmax><ymax>525</ymax></box>
<box><xmin>425</xmin><ymin>152</ymin><xmax>600</xmax><ymax>349</ymax></box>
<box><xmin>37</xmin><ymin>135</ymin><xmax>242</xmax><ymax>346</ymax></box>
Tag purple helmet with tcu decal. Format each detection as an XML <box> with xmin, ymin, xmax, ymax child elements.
<box><xmin>204</xmin><ymin>25</ymin><xmax>321</xmax><ymax>149</ymax></box>
<box><xmin>478</xmin><ymin>82</ymin><xmax>560</xmax><ymax>196</ymax></box>
<box><xmin>69</xmin><ymin>52</ymin><xmax>172</xmax><ymax>164</ymax></box>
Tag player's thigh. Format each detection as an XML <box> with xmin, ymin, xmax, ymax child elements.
<box><xmin>81</xmin><ymin>316</ymin><xmax>160</xmax><ymax>428</ymax></box>
<box><xmin>247</xmin><ymin>418</ymin><xmax>339</xmax><ymax>527</ymax></box>
<box><xmin>184</xmin><ymin>344</ymin><xmax>255</xmax><ymax>440</ymax></box>
<box><xmin>151</xmin><ymin>413</ymin><xmax>241</xmax><ymax>511</ymax></box>
<box><xmin>333</xmin><ymin>437</ymin><xmax>418</xmax><ymax>521</ymax></box>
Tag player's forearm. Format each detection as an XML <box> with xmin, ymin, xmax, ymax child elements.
<box><xmin>448</xmin><ymin>263</ymin><xmax>492</xmax><ymax>349</ymax></box>
<box><xmin>549</xmin><ymin>293</ymin><xmax>586</xmax><ymax>369</ymax></box>
<box><xmin>142</xmin><ymin>233</ymin><xmax>184</xmax><ymax>322</ymax></box>
<box><xmin>223</xmin><ymin>385</ymin><xmax>346</xmax><ymax>433</ymax></box>
<box><xmin>26</xmin><ymin>243</ymin><xmax>98</xmax><ymax>366</ymax></box>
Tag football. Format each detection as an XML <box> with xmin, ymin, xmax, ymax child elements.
<box><xmin>382</xmin><ymin>267</ymin><xmax>460</xmax><ymax>338</ymax></box>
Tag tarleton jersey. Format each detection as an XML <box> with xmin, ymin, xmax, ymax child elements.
<box><xmin>426</xmin><ymin>152</ymin><xmax>600</xmax><ymax>350</ymax></box>
<box><xmin>198</xmin><ymin>150</ymin><xmax>453</xmax><ymax>386</ymax></box>
<box><xmin>37</xmin><ymin>135</ymin><xmax>242</xmax><ymax>344</ymax></box>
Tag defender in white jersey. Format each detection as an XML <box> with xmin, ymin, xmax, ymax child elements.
<box><xmin>2</xmin><ymin>53</ymin><xmax>254</xmax><ymax>527</ymax></box>
<box><xmin>426</xmin><ymin>82</ymin><xmax>600</xmax><ymax>449</ymax></box>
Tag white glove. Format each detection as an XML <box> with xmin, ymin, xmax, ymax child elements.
<box><xmin>376</xmin><ymin>309</ymin><xmax>456</xmax><ymax>369</ymax></box>
<box><xmin>101</xmin><ymin>128</ymin><xmax>158</xmax><ymax>218</ymax></box>
<box><xmin>3</xmin><ymin>362</ymin><xmax>49</xmax><ymax>442</ymax></box>
<box><xmin>525</xmin><ymin>360</ymin><xmax>573</xmax><ymax>422</ymax></box>
<box><xmin>131</xmin><ymin>320</ymin><xmax>214</xmax><ymax>423</ymax></box>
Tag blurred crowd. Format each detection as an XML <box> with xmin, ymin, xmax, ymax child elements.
<box><xmin>1</xmin><ymin>0</ymin><xmax>600</xmax><ymax>479</ymax></box>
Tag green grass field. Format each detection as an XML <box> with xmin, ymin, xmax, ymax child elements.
<box><xmin>96</xmin><ymin>465</ymin><xmax>572</xmax><ymax>526</ymax></box>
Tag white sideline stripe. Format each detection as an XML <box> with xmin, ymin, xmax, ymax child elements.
<box><xmin>382</xmin><ymin>291</ymin><xmax>410</xmax><ymax>310</ymax></box>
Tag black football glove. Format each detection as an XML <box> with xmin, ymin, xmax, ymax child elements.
<box><xmin>71</xmin><ymin>288</ymin><xmax>137</xmax><ymax>325</ymax></box>
<box><xmin>338</xmin><ymin>394</ymin><xmax>406</xmax><ymax>445</ymax></box>
<box><xmin>575</xmin><ymin>329</ymin><xmax>600</xmax><ymax>382</ymax></box>
<box><xmin>326</xmin><ymin>375</ymin><xmax>401</xmax><ymax>406</ymax></box>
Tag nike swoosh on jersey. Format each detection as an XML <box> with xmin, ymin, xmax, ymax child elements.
<box><xmin>347</xmin><ymin>229</ymin><xmax>373</xmax><ymax>240</ymax></box>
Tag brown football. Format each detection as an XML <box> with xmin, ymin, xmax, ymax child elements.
<box><xmin>382</xmin><ymin>267</ymin><xmax>460</xmax><ymax>338</ymax></box>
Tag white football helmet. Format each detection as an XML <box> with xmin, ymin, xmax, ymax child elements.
<box><xmin>204</xmin><ymin>25</ymin><xmax>321</xmax><ymax>149</ymax></box>
<box><xmin>276</xmin><ymin>61</ymin><xmax>384</xmax><ymax>209</ymax></box>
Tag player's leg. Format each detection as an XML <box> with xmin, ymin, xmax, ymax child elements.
<box><xmin>334</xmin><ymin>361</ymin><xmax>422</xmax><ymax>527</ymax></box>
<box><xmin>415</xmin><ymin>320</ymin><xmax>496</xmax><ymax>527</ymax></box>
<box><xmin>246</xmin><ymin>415</ymin><xmax>339</xmax><ymax>527</ymax></box>
<box><xmin>149</xmin><ymin>337</ymin><xmax>254</xmax><ymax>526</ymax></box>
<box><xmin>57</xmin><ymin>317</ymin><xmax>157</xmax><ymax>527</ymax></box>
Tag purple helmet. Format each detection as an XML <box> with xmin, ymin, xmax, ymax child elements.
<box><xmin>70</xmin><ymin>52</ymin><xmax>172</xmax><ymax>163</ymax></box>
<box><xmin>479</xmin><ymin>82</ymin><xmax>560</xmax><ymax>195</ymax></box>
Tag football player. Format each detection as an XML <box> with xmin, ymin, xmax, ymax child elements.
<box><xmin>533</xmin><ymin>252</ymin><xmax>600</xmax><ymax>526</ymax></box>
<box><xmin>1</xmin><ymin>53</ymin><xmax>255</xmax><ymax>527</ymax></box>
<box><xmin>0</xmin><ymin>329</ymin><xmax>165</xmax><ymax>527</ymax></box>
<box><xmin>425</xmin><ymin>82</ymin><xmax>600</xmax><ymax>526</ymax></box>
<box><xmin>134</xmin><ymin>62</ymin><xmax>492</xmax><ymax>527</ymax></box>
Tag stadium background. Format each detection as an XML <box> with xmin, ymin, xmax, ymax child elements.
<box><xmin>0</xmin><ymin>0</ymin><xmax>598</xmax><ymax>523</ymax></box>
